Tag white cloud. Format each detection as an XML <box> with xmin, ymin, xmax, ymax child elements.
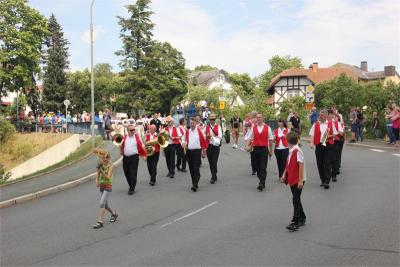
<box><xmin>81</xmin><ymin>25</ymin><xmax>106</xmax><ymax>44</ymax></box>
<box><xmin>239</xmin><ymin>1</ymin><xmax>247</xmax><ymax>8</ymax></box>
<box><xmin>150</xmin><ymin>0</ymin><xmax>400</xmax><ymax>76</ymax></box>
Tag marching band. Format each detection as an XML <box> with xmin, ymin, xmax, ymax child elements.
<box><xmin>102</xmin><ymin>109</ymin><xmax>346</xmax><ymax>194</ymax></box>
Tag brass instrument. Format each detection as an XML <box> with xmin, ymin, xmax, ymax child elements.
<box><xmin>112</xmin><ymin>132</ymin><xmax>124</xmax><ymax>146</ymax></box>
<box><xmin>144</xmin><ymin>131</ymin><xmax>170</xmax><ymax>156</ymax></box>
<box><xmin>92</xmin><ymin>148</ymin><xmax>110</xmax><ymax>169</ymax></box>
<box><xmin>321</xmin><ymin>126</ymin><xmax>331</xmax><ymax>146</ymax></box>
<box><xmin>158</xmin><ymin>130</ymin><xmax>170</xmax><ymax>148</ymax></box>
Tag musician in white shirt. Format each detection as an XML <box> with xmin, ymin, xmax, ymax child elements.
<box><xmin>205</xmin><ymin>114</ymin><xmax>223</xmax><ymax>184</ymax></box>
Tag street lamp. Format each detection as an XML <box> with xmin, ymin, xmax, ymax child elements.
<box><xmin>90</xmin><ymin>0</ymin><xmax>95</xmax><ymax>147</ymax></box>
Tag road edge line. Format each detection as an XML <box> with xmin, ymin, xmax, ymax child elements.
<box><xmin>0</xmin><ymin>156</ymin><xmax>123</xmax><ymax>209</ymax></box>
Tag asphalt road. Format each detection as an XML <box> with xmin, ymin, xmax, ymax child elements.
<box><xmin>1</xmin><ymin>141</ymin><xmax>399</xmax><ymax>266</ymax></box>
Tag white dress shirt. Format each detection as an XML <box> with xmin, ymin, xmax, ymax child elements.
<box><xmin>244</xmin><ymin>124</ymin><xmax>274</xmax><ymax>141</ymax></box>
<box><xmin>309</xmin><ymin>120</ymin><xmax>338</xmax><ymax>137</ymax></box>
<box><xmin>208</xmin><ymin>124</ymin><xmax>223</xmax><ymax>146</ymax></box>
<box><xmin>187</xmin><ymin>128</ymin><xmax>201</xmax><ymax>150</ymax></box>
<box><xmin>276</xmin><ymin>127</ymin><xmax>290</xmax><ymax>150</ymax></box>
<box><xmin>124</xmin><ymin>135</ymin><xmax>138</xmax><ymax>156</ymax></box>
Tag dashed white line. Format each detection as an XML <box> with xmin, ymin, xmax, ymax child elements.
<box><xmin>392</xmin><ymin>154</ymin><xmax>400</xmax><ymax>157</ymax></box>
<box><xmin>158</xmin><ymin>201</ymin><xmax>218</xmax><ymax>229</ymax></box>
<box><xmin>370</xmin><ymin>149</ymin><xmax>385</xmax><ymax>153</ymax></box>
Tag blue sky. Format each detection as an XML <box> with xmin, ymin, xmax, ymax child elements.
<box><xmin>29</xmin><ymin>0</ymin><xmax>400</xmax><ymax>76</ymax></box>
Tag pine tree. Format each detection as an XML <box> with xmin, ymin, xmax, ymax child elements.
<box><xmin>42</xmin><ymin>14</ymin><xmax>69</xmax><ymax>113</ymax></box>
<box><xmin>116</xmin><ymin>0</ymin><xmax>154</xmax><ymax>70</ymax></box>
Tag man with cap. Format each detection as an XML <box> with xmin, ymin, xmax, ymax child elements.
<box><xmin>205</xmin><ymin>113</ymin><xmax>222</xmax><ymax>184</ymax></box>
<box><xmin>120</xmin><ymin>125</ymin><xmax>146</xmax><ymax>195</ymax></box>
<box><xmin>164</xmin><ymin>115</ymin><xmax>182</xmax><ymax>178</ymax></box>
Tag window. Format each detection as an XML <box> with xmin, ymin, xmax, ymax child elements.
<box><xmin>287</xmin><ymin>88</ymin><xmax>300</xmax><ymax>99</ymax></box>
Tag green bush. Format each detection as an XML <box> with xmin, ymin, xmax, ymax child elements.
<box><xmin>0</xmin><ymin>119</ymin><xmax>16</xmax><ymax>144</ymax></box>
<box><xmin>0</xmin><ymin>164</ymin><xmax>11</xmax><ymax>183</ymax></box>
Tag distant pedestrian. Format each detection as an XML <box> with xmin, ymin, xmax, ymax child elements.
<box><xmin>93</xmin><ymin>151</ymin><xmax>118</xmax><ymax>229</ymax></box>
<box><xmin>385</xmin><ymin>106</ymin><xmax>396</xmax><ymax>145</ymax></box>
<box><xmin>349</xmin><ymin>107</ymin><xmax>357</xmax><ymax>143</ymax></box>
<box><xmin>372</xmin><ymin>112</ymin><xmax>380</xmax><ymax>139</ymax></box>
<box><xmin>230</xmin><ymin>112</ymin><xmax>242</xmax><ymax>149</ymax></box>
<box><xmin>280</xmin><ymin>131</ymin><xmax>306</xmax><ymax>232</ymax></box>
<box><xmin>356</xmin><ymin>108</ymin><xmax>364</xmax><ymax>142</ymax></box>
<box><xmin>309</xmin><ymin>107</ymin><xmax>318</xmax><ymax>126</ymax></box>
<box><xmin>388</xmin><ymin>105</ymin><xmax>400</xmax><ymax>147</ymax></box>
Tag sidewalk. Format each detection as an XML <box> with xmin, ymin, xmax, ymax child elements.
<box><xmin>0</xmin><ymin>141</ymin><xmax>121</xmax><ymax>202</ymax></box>
<box><xmin>300</xmin><ymin>137</ymin><xmax>398</xmax><ymax>151</ymax></box>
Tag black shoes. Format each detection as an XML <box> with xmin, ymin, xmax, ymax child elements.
<box><xmin>332</xmin><ymin>177</ymin><xmax>337</xmax><ymax>182</ymax></box>
<box><xmin>324</xmin><ymin>184</ymin><xmax>330</xmax><ymax>189</ymax></box>
<box><xmin>191</xmin><ymin>186</ymin><xmax>197</xmax><ymax>192</ymax></box>
<box><xmin>93</xmin><ymin>221</ymin><xmax>103</xmax><ymax>229</ymax></box>
<box><xmin>166</xmin><ymin>173</ymin><xmax>171</xmax><ymax>177</ymax></box>
<box><xmin>128</xmin><ymin>189</ymin><xmax>134</xmax><ymax>195</ymax></box>
<box><xmin>170</xmin><ymin>174</ymin><xmax>174</xmax><ymax>179</ymax></box>
<box><xmin>181</xmin><ymin>169</ymin><xmax>187</xmax><ymax>173</ymax></box>
<box><xmin>149</xmin><ymin>181</ymin><xmax>155</xmax><ymax>186</ymax></box>
<box><xmin>257</xmin><ymin>185</ymin><xmax>265</xmax><ymax>191</ymax></box>
<box><xmin>110</xmin><ymin>213</ymin><xmax>118</xmax><ymax>222</ymax></box>
<box><xmin>320</xmin><ymin>183</ymin><xmax>324</xmax><ymax>187</ymax></box>
<box><xmin>298</xmin><ymin>219</ymin><xmax>306</xmax><ymax>227</ymax></box>
<box><xmin>252</xmin><ymin>171</ymin><xmax>256</xmax><ymax>175</ymax></box>
<box><xmin>210</xmin><ymin>178</ymin><xmax>217</xmax><ymax>184</ymax></box>
<box><xmin>286</xmin><ymin>222</ymin><xmax>300</xmax><ymax>231</ymax></box>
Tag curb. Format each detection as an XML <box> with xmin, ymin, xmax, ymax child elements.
<box><xmin>0</xmin><ymin>156</ymin><xmax>123</xmax><ymax>209</ymax></box>
<box><xmin>346</xmin><ymin>143</ymin><xmax>399</xmax><ymax>151</ymax></box>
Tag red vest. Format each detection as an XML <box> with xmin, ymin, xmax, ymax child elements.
<box><xmin>145</xmin><ymin>133</ymin><xmax>160</xmax><ymax>153</ymax></box>
<box><xmin>178</xmin><ymin>126</ymin><xmax>186</xmax><ymax>136</ymax></box>
<box><xmin>274</xmin><ymin>128</ymin><xmax>289</xmax><ymax>148</ymax></box>
<box><xmin>165</xmin><ymin>126</ymin><xmax>180</xmax><ymax>144</ymax></box>
<box><xmin>313</xmin><ymin>121</ymin><xmax>334</xmax><ymax>145</ymax></box>
<box><xmin>285</xmin><ymin>148</ymin><xmax>300</xmax><ymax>186</ymax></box>
<box><xmin>334</xmin><ymin>121</ymin><xmax>340</xmax><ymax>141</ymax></box>
<box><xmin>205</xmin><ymin>124</ymin><xmax>220</xmax><ymax>145</ymax></box>
<box><xmin>185</xmin><ymin>128</ymin><xmax>208</xmax><ymax>149</ymax></box>
<box><xmin>253</xmin><ymin>124</ymin><xmax>269</xmax><ymax>147</ymax></box>
<box><xmin>120</xmin><ymin>133</ymin><xmax>146</xmax><ymax>157</ymax></box>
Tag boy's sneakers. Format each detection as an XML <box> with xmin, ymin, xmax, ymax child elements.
<box><xmin>286</xmin><ymin>222</ymin><xmax>300</xmax><ymax>231</ymax></box>
<box><xmin>110</xmin><ymin>213</ymin><xmax>118</xmax><ymax>222</ymax></box>
<box><xmin>93</xmin><ymin>221</ymin><xmax>103</xmax><ymax>229</ymax></box>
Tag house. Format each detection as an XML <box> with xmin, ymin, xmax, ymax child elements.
<box><xmin>267</xmin><ymin>61</ymin><xmax>399</xmax><ymax>108</ymax></box>
<box><xmin>1</xmin><ymin>85</ymin><xmax>43</xmax><ymax>114</ymax></box>
<box><xmin>267</xmin><ymin>63</ymin><xmax>357</xmax><ymax>108</ymax></box>
<box><xmin>191</xmin><ymin>69</ymin><xmax>244</xmax><ymax>106</ymax></box>
<box><xmin>332</xmin><ymin>61</ymin><xmax>400</xmax><ymax>85</ymax></box>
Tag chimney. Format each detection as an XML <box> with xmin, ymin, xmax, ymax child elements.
<box><xmin>360</xmin><ymin>61</ymin><xmax>368</xmax><ymax>72</ymax></box>
<box><xmin>309</xmin><ymin>64</ymin><xmax>313</xmax><ymax>70</ymax></box>
<box><xmin>384</xmin><ymin>66</ymin><xmax>396</xmax><ymax>76</ymax></box>
<box><xmin>312</xmin><ymin>62</ymin><xmax>318</xmax><ymax>72</ymax></box>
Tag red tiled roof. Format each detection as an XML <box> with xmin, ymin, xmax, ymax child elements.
<box><xmin>268</xmin><ymin>67</ymin><xmax>358</xmax><ymax>91</ymax></box>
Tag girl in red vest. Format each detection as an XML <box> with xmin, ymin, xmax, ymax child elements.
<box><xmin>274</xmin><ymin>118</ymin><xmax>290</xmax><ymax>179</ymax></box>
<box><xmin>280</xmin><ymin>131</ymin><xmax>306</xmax><ymax>231</ymax></box>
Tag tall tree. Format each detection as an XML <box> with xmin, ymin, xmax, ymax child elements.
<box><xmin>116</xmin><ymin>0</ymin><xmax>154</xmax><ymax>70</ymax></box>
<box><xmin>193</xmin><ymin>65</ymin><xmax>218</xmax><ymax>72</ymax></box>
<box><xmin>0</xmin><ymin>0</ymin><xmax>48</xmax><ymax>96</ymax></box>
<box><xmin>41</xmin><ymin>14</ymin><xmax>69</xmax><ymax>112</ymax></box>
<box><xmin>259</xmin><ymin>55</ymin><xmax>303</xmax><ymax>90</ymax></box>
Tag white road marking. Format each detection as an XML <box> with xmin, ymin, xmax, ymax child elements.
<box><xmin>158</xmin><ymin>201</ymin><xmax>218</xmax><ymax>229</ymax></box>
<box><xmin>370</xmin><ymin>149</ymin><xmax>385</xmax><ymax>153</ymax></box>
<box><xmin>392</xmin><ymin>154</ymin><xmax>400</xmax><ymax>157</ymax></box>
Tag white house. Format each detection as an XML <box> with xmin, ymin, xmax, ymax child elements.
<box><xmin>191</xmin><ymin>69</ymin><xmax>244</xmax><ymax>107</ymax></box>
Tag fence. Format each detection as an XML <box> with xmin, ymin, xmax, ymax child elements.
<box><xmin>13</xmin><ymin>121</ymin><xmax>105</xmax><ymax>137</ymax></box>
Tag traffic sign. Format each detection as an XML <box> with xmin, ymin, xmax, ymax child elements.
<box><xmin>307</xmin><ymin>85</ymin><xmax>315</xmax><ymax>94</ymax></box>
<box><xmin>219</xmin><ymin>101</ymin><xmax>225</xmax><ymax>110</ymax></box>
<box><xmin>306</xmin><ymin>93</ymin><xmax>314</xmax><ymax>103</ymax></box>
<box><xmin>305</xmin><ymin>102</ymin><xmax>314</xmax><ymax>111</ymax></box>
<box><xmin>63</xmin><ymin>99</ymin><xmax>70</xmax><ymax>107</ymax></box>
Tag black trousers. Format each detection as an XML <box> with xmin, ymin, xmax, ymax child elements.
<box><xmin>336</xmin><ymin>139</ymin><xmax>344</xmax><ymax>171</ymax></box>
<box><xmin>207</xmin><ymin>145</ymin><xmax>220</xmax><ymax>181</ymax></box>
<box><xmin>250</xmin><ymin>150</ymin><xmax>256</xmax><ymax>173</ymax></box>
<box><xmin>147</xmin><ymin>152</ymin><xmax>159</xmax><ymax>183</ymax></box>
<box><xmin>122</xmin><ymin>154</ymin><xmax>139</xmax><ymax>191</ymax></box>
<box><xmin>187</xmin><ymin>149</ymin><xmax>202</xmax><ymax>188</ymax></box>
<box><xmin>176</xmin><ymin>144</ymin><xmax>187</xmax><ymax>170</ymax></box>
<box><xmin>164</xmin><ymin>144</ymin><xmax>177</xmax><ymax>175</ymax></box>
<box><xmin>315</xmin><ymin>144</ymin><xmax>334</xmax><ymax>184</ymax></box>
<box><xmin>275</xmin><ymin>148</ymin><xmax>289</xmax><ymax>178</ymax></box>
<box><xmin>253</xmin><ymin>146</ymin><xmax>268</xmax><ymax>186</ymax></box>
<box><xmin>332</xmin><ymin>142</ymin><xmax>340</xmax><ymax>178</ymax></box>
<box><xmin>291</xmin><ymin>184</ymin><xmax>306</xmax><ymax>223</ymax></box>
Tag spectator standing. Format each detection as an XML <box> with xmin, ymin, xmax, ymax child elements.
<box><xmin>356</xmin><ymin>108</ymin><xmax>364</xmax><ymax>142</ymax></box>
<box><xmin>349</xmin><ymin>107</ymin><xmax>357</xmax><ymax>143</ymax></box>
<box><xmin>388</xmin><ymin>105</ymin><xmax>400</xmax><ymax>147</ymax></box>
<box><xmin>290</xmin><ymin>112</ymin><xmax>301</xmax><ymax>135</ymax></box>
<box><xmin>230</xmin><ymin>112</ymin><xmax>242</xmax><ymax>149</ymax></box>
<box><xmin>309</xmin><ymin>107</ymin><xmax>318</xmax><ymax>126</ymax></box>
<box><xmin>372</xmin><ymin>112</ymin><xmax>380</xmax><ymax>139</ymax></box>
<box><xmin>385</xmin><ymin>107</ymin><xmax>396</xmax><ymax>144</ymax></box>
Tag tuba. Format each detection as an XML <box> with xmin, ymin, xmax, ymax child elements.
<box><xmin>144</xmin><ymin>138</ymin><xmax>159</xmax><ymax>157</ymax></box>
<box><xmin>157</xmin><ymin>130</ymin><xmax>170</xmax><ymax>148</ymax></box>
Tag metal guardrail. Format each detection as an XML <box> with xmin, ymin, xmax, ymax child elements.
<box><xmin>12</xmin><ymin>122</ymin><xmax>105</xmax><ymax>136</ymax></box>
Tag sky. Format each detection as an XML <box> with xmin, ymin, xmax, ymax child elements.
<box><xmin>29</xmin><ymin>0</ymin><xmax>400</xmax><ymax>77</ymax></box>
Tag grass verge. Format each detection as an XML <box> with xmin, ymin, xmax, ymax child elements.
<box><xmin>0</xmin><ymin>136</ymin><xmax>103</xmax><ymax>186</ymax></box>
